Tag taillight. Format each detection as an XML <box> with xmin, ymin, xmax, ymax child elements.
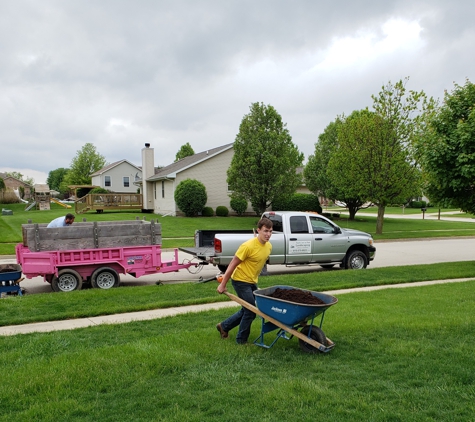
<box><xmin>214</xmin><ymin>238</ymin><xmax>222</xmax><ymax>253</ymax></box>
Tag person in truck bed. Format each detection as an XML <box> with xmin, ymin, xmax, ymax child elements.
<box><xmin>216</xmin><ymin>217</ymin><xmax>273</xmax><ymax>345</ymax></box>
<box><xmin>47</xmin><ymin>213</ymin><xmax>75</xmax><ymax>228</ymax></box>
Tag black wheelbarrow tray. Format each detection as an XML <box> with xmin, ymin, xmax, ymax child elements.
<box><xmin>224</xmin><ymin>285</ymin><xmax>337</xmax><ymax>353</ymax></box>
<box><xmin>0</xmin><ymin>264</ymin><xmax>23</xmax><ymax>296</ymax></box>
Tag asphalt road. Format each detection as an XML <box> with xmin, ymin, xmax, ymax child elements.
<box><xmin>2</xmin><ymin>237</ymin><xmax>475</xmax><ymax>295</ymax></box>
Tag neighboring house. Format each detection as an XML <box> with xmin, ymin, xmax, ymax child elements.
<box><xmin>138</xmin><ymin>143</ymin><xmax>240</xmax><ymax>216</ymax></box>
<box><xmin>0</xmin><ymin>172</ymin><xmax>33</xmax><ymax>200</ymax></box>
<box><xmin>137</xmin><ymin>143</ymin><xmax>316</xmax><ymax>216</ymax></box>
<box><xmin>90</xmin><ymin>160</ymin><xmax>142</xmax><ymax>193</ymax></box>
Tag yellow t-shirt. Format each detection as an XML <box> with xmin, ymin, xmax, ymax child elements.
<box><xmin>231</xmin><ymin>236</ymin><xmax>272</xmax><ymax>284</ymax></box>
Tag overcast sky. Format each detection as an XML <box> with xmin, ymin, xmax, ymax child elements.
<box><xmin>1</xmin><ymin>0</ymin><xmax>474</xmax><ymax>184</ymax></box>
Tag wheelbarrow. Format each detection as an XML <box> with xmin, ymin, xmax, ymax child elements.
<box><xmin>224</xmin><ymin>285</ymin><xmax>337</xmax><ymax>353</ymax></box>
<box><xmin>0</xmin><ymin>264</ymin><xmax>23</xmax><ymax>297</ymax></box>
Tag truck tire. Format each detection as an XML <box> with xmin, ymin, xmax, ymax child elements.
<box><xmin>51</xmin><ymin>269</ymin><xmax>83</xmax><ymax>292</ymax></box>
<box><xmin>299</xmin><ymin>326</ymin><xmax>327</xmax><ymax>353</ymax></box>
<box><xmin>91</xmin><ymin>267</ymin><xmax>120</xmax><ymax>289</ymax></box>
<box><xmin>344</xmin><ymin>250</ymin><xmax>368</xmax><ymax>270</ymax></box>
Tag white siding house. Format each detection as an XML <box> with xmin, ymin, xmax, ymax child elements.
<box><xmin>90</xmin><ymin>160</ymin><xmax>142</xmax><ymax>193</ymax></box>
<box><xmin>139</xmin><ymin>143</ymin><xmax>250</xmax><ymax>215</ymax></box>
<box><xmin>135</xmin><ymin>143</ymin><xmax>313</xmax><ymax>216</ymax></box>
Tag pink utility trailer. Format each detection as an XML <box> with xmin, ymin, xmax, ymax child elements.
<box><xmin>16</xmin><ymin>219</ymin><xmax>197</xmax><ymax>292</ymax></box>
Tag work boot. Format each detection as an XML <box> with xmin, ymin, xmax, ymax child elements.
<box><xmin>216</xmin><ymin>323</ymin><xmax>228</xmax><ymax>339</ymax></box>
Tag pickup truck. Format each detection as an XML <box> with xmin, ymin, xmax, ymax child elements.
<box><xmin>180</xmin><ymin>211</ymin><xmax>376</xmax><ymax>271</ymax></box>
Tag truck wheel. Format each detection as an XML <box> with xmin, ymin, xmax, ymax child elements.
<box><xmin>52</xmin><ymin>269</ymin><xmax>83</xmax><ymax>292</ymax></box>
<box><xmin>299</xmin><ymin>326</ymin><xmax>327</xmax><ymax>354</ymax></box>
<box><xmin>345</xmin><ymin>250</ymin><xmax>368</xmax><ymax>270</ymax></box>
<box><xmin>91</xmin><ymin>267</ymin><xmax>120</xmax><ymax>289</ymax></box>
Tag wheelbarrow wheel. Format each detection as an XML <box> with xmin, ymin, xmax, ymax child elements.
<box><xmin>299</xmin><ymin>326</ymin><xmax>327</xmax><ymax>354</ymax></box>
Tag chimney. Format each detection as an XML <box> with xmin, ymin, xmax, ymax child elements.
<box><xmin>141</xmin><ymin>143</ymin><xmax>155</xmax><ymax>211</ymax></box>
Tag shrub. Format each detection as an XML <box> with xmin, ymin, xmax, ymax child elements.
<box><xmin>272</xmin><ymin>193</ymin><xmax>322</xmax><ymax>213</ymax></box>
<box><xmin>90</xmin><ymin>187</ymin><xmax>111</xmax><ymax>194</ymax></box>
<box><xmin>0</xmin><ymin>191</ymin><xmax>21</xmax><ymax>204</ymax></box>
<box><xmin>230</xmin><ymin>194</ymin><xmax>248</xmax><ymax>216</ymax></box>
<box><xmin>216</xmin><ymin>206</ymin><xmax>229</xmax><ymax>217</ymax></box>
<box><xmin>202</xmin><ymin>206</ymin><xmax>214</xmax><ymax>217</ymax></box>
<box><xmin>409</xmin><ymin>200</ymin><xmax>427</xmax><ymax>209</ymax></box>
<box><xmin>174</xmin><ymin>179</ymin><xmax>207</xmax><ymax>217</ymax></box>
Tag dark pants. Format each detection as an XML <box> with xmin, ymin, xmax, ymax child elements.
<box><xmin>220</xmin><ymin>280</ymin><xmax>257</xmax><ymax>344</ymax></box>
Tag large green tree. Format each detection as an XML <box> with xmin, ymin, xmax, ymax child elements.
<box><xmin>366</xmin><ymin>78</ymin><xmax>433</xmax><ymax>233</ymax></box>
<box><xmin>175</xmin><ymin>143</ymin><xmax>195</xmax><ymax>162</ymax></box>
<box><xmin>46</xmin><ymin>168</ymin><xmax>70</xmax><ymax>193</ymax></box>
<box><xmin>227</xmin><ymin>102</ymin><xmax>304</xmax><ymax>215</ymax></box>
<box><xmin>418</xmin><ymin>79</ymin><xmax>475</xmax><ymax>212</ymax></box>
<box><xmin>64</xmin><ymin>143</ymin><xmax>106</xmax><ymax>186</ymax></box>
<box><xmin>305</xmin><ymin>117</ymin><xmax>370</xmax><ymax>219</ymax></box>
<box><xmin>330</xmin><ymin>109</ymin><xmax>421</xmax><ymax>233</ymax></box>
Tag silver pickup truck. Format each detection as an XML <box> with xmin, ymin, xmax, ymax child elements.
<box><xmin>181</xmin><ymin>211</ymin><xmax>376</xmax><ymax>271</ymax></box>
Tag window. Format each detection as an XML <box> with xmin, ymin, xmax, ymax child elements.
<box><xmin>105</xmin><ymin>176</ymin><xmax>111</xmax><ymax>187</ymax></box>
<box><xmin>123</xmin><ymin>176</ymin><xmax>129</xmax><ymax>187</ymax></box>
<box><xmin>162</xmin><ymin>181</ymin><xmax>165</xmax><ymax>198</ymax></box>
<box><xmin>289</xmin><ymin>216</ymin><xmax>309</xmax><ymax>234</ymax></box>
<box><xmin>310</xmin><ymin>216</ymin><xmax>335</xmax><ymax>234</ymax></box>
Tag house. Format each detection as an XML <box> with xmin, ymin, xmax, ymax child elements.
<box><xmin>137</xmin><ymin>143</ymin><xmax>316</xmax><ymax>216</ymax></box>
<box><xmin>0</xmin><ymin>172</ymin><xmax>33</xmax><ymax>200</ymax></box>
<box><xmin>139</xmin><ymin>143</ymin><xmax>240</xmax><ymax>215</ymax></box>
<box><xmin>90</xmin><ymin>160</ymin><xmax>142</xmax><ymax>193</ymax></box>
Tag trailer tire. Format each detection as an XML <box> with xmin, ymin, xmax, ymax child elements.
<box><xmin>91</xmin><ymin>267</ymin><xmax>120</xmax><ymax>289</ymax></box>
<box><xmin>299</xmin><ymin>326</ymin><xmax>327</xmax><ymax>354</ymax></box>
<box><xmin>344</xmin><ymin>250</ymin><xmax>368</xmax><ymax>270</ymax></box>
<box><xmin>52</xmin><ymin>269</ymin><xmax>83</xmax><ymax>292</ymax></box>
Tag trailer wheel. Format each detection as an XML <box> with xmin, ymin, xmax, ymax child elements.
<box><xmin>51</xmin><ymin>269</ymin><xmax>83</xmax><ymax>292</ymax></box>
<box><xmin>91</xmin><ymin>267</ymin><xmax>120</xmax><ymax>289</ymax></box>
<box><xmin>344</xmin><ymin>250</ymin><xmax>368</xmax><ymax>270</ymax></box>
<box><xmin>299</xmin><ymin>326</ymin><xmax>327</xmax><ymax>354</ymax></box>
<box><xmin>217</xmin><ymin>265</ymin><xmax>228</xmax><ymax>273</ymax></box>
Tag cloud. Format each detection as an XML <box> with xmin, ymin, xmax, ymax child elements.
<box><xmin>0</xmin><ymin>0</ymin><xmax>474</xmax><ymax>184</ymax></box>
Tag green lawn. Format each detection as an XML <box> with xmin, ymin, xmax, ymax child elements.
<box><xmin>2</xmin><ymin>204</ymin><xmax>475</xmax><ymax>420</ymax></box>
<box><xmin>1</xmin><ymin>280</ymin><xmax>473</xmax><ymax>421</ymax></box>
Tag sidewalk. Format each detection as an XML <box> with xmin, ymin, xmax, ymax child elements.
<box><xmin>1</xmin><ymin>277</ymin><xmax>472</xmax><ymax>336</ymax></box>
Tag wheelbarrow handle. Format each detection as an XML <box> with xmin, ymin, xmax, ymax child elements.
<box><xmin>223</xmin><ymin>291</ymin><xmax>333</xmax><ymax>352</ymax></box>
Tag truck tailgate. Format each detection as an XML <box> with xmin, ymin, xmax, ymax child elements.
<box><xmin>179</xmin><ymin>246</ymin><xmax>216</xmax><ymax>260</ymax></box>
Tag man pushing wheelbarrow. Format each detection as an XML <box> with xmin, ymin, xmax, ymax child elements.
<box><xmin>216</xmin><ymin>217</ymin><xmax>273</xmax><ymax>345</ymax></box>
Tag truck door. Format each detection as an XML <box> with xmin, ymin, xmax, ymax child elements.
<box><xmin>286</xmin><ymin>215</ymin><xmax>314</xmax><ymax>264</ymax></box>
<box><xmin>309</xmin><ymin>216</ymin><xmax>348</xmax><ymax>262</ymax></box>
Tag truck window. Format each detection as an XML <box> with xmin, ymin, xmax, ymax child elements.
<box><xmin>290</xmin><ymin>216</ymin><xmax>308</xmax><ymax>234</ymax></box>
<box><xmin>265</xmin><ymin>214</ymin><xmax>283</xmax><ymax>232</ymax></box>
<box><xmin>310</xmin><ymin>216</ymin><xmax>334</xmax><ymax>234</ymax></box>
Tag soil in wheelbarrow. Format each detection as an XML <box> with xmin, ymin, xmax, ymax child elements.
<box><xmin>268</xmin><ymin>288</ymin><xmax>325</xmax><ymax>305</ymax></box>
